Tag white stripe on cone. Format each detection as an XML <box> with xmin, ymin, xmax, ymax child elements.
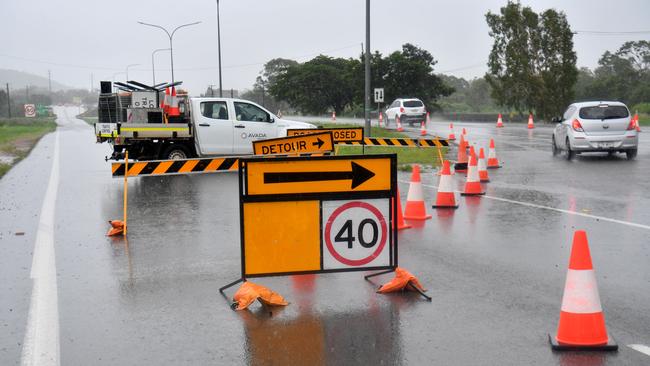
<box><xmin>406</xmin><ymin>181</ymin><xmax>425</xmax><ymax>201</ymax></box>
<box><xmin>478</xmin><ymin>154</ymin><xmax>487</xmax><ymax>173</ymax></box>
<box><xmin>467</xmin><ymin>162</ymin><xmax>480</xmax><ymax>183</ymax></box>
<box><xmin>560</xmin><ymin>269</ymin><xmax>603</xmax><ymax>314</ymax></box>
<box><xmin>438</xmin><ymin>173</ymin><xmax>454</xmax><ymax>193</ymax></box>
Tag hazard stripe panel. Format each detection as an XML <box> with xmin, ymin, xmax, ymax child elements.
<box><xmin>338</xmin><ymin>137</ymin><xmax>448</xmax><ymax>147</ymax></box>
<box><xmin>111</xmin><ymin>157</ymin><xmax>239</xmax><ymax>177</ymax></box>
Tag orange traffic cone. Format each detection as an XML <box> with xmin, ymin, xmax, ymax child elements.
<box><xmin>633</xmin><ymin>112</ymin><xmax>641</xmax><ymax>132</ymax></box>
<box><xmin>426</xmin><ymin>111</ymin><xmax>431</xmax><ymax>125</ymax></box>
<box><xmin>527</xmin><ymin>113</ymin><xmax>535</xmax><ymax>129</ymax></box>
<box><xmin>496</xmin><ymin>113</ymin><xmax>504</xmax><ymax>128</ymax></box>
<box><xmin>332</xmin><ymin>111</ymin><xmax>336</xmax><ymax>121</ymax></box>
<box><xmin>420</xmin><ymin>121</ymin><xmax>427</xmax><ymax>136</ymax></box>
<box><xmin>487</xmin><ymin>138</ymin><xmax>502</xmax><ymax>169</ymax></box>
<box><xmin>454</xmin><ymin>139</ymin><xmax>469</xmax><ymax>173</ymax></box>
<box><xmin>432</xmin><ymin>160</ymin><xmax>458</xmax><ymax>209</ymax></box>
<box><xmin>395</xmin><ymin>188</ymin><xmax>411</xmax><ymax>230</ymax></box>
<box><xmin>461</xmin><ymin>151</ymin><xmax>484</xmax><ymax>196</ymax></box>
<box><xmin>478</xmin><ymin>148</ymin><xmax>490</xmax><ymax>183</ymax></box>
<box><xmin>378</xmin><ymin>112</ymin><xmax>383</xmax><ymax>127</ymax></box>
<box><xmin>549</xmin><ymin>230</ymin><xmax>618</xmax><ymax>351</ymax></box>
<box><xmin>403</xmin><ymin>165</ymin><xmax>431</xmax><ymax>220</ymax></box>
<box><xmin>168</xmin><ymin>86</ymin><xmax>180</xmax><ymax>117</ymax></box>
<box><xmin>107</xmin><ymin>220</ymin><xmax>125</xmax><ymax>236</ymax></box>
<box><xmin>162</xmin><ymin>87</ymin><xmax>170</xmax><ymax>113</ymax></box>
<box><xmin>448</xmin><ymin>123</ymin><xmax>456</xmax><ymax>140</ymax></box>
<box><xmin>396</xmin><ymin>115</ymin><xmax>404</xmax><ymax>132</ymax></box>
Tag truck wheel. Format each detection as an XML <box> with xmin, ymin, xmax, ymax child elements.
<box><xmin>163</xmin><ymin>145</ymin><xmax>189</xmax><ymax>160</ymax></box>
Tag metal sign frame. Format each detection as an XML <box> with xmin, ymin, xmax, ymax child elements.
<box><xmin>219</xmin><ymin>154</ymin><xmax>397</xmax><ymax>292</ymax></box>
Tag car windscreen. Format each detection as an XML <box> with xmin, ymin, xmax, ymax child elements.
<box><xmin>403</xmin><ymin>100</ymin><xmax>423</xmax><ymax>107</ymax></box>
<box><xmin>579</xmin><ymin>105</ymin><xmax>629</xmax><ymax>120</ymax></box>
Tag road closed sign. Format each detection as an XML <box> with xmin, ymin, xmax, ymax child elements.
<box><xmin>236</xmin><ymin>154</ymin><xmax>397</xmax><ymax>279</ymax></box>
<box><xmin>286</xmin><ymin>127</ymin><xmax>364</xmax><ymax>144</ymax></box>
<box><xmin>253</xmin><ymin>131</ymin><xmax>334</xmax><ymax>156</ymax></box>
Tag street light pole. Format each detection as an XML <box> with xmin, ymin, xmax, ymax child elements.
<box><xmin>138</xmin><ymin>21</ymin><xmax>201</xmax><ymax>84</ymax></box>
<box><xmin>125</xmin><ymin>64</ymin><xmax>140</xmax><ymax>81</ymax></box>
<box><xmin>216</xmin><ymin>0</ymin><xmax>223</xmax><ymax>97</ymax></box>
<box><xmin>364</xmin><ymin>0</ymin><xmax>371</xmax><ymax>135</ymax></box>
<box><xmin>151</xmin><ymin>48</ymin><xmax>170</xmax><ymax>85</ymax></box>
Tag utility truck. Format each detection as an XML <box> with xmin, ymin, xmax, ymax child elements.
<box><xmin>94</xmin><ymin>81</ymin><xmax>315</xmax><ymax>160</ymax></box>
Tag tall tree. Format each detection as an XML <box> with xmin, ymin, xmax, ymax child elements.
<box><xmin>485</xmin><ymin>1</ymin><xmax>577</xmax><ymax>118</ymax></box>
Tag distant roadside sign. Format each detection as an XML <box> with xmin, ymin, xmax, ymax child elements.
<box><xmin>252</xmin><ymin>131</ymin><xmax>334</xmax><ymax>156</ymax></box>
<box><xmin>24</xmin><ymin>104</ymin><xmax>36</xmax><ymax>117</ymax></box>
<box><xmin>374</xmin><ymin>88</ymin><xmax>384</xmax><ymax>103</ymax></box>
<box><xmin>287</xmin><ymin>127</ymin><xmax>364</xmax><ymax>144</ymax></box>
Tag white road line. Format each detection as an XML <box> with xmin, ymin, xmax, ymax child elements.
<box><xmin>628</xmin><ymin>344</ymin><xmax>650</xmax><ymax>357</ymax></box>
<box><xmin>21</xmin><ymin>132</ymin><xmax>61</xmax><ymax>366</ymax></box>
<box><xmin>402</xmin><ymin>180</ymin><xmax>650</xmax><ymax>231</ymax></box>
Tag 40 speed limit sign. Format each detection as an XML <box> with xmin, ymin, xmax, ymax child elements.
<box><xmin>323</xmin><ymin>199</ymin><xmax>390</xmax><ymax>269</ymax></box>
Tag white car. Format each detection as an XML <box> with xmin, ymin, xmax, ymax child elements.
<box><xmin>385</xmin><ymin>98</ymin><xmax>427</xmax><ymax>126</ymax></box>
<box><xmin>552</xmin><ymin>101</ymin><xmax>638</xmax><ymax>160</ymax></box>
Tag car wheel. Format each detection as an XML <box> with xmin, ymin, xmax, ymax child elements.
<box><xmin>164</xmin><ymin>145</ymin><xmax>189</xmax><ymax>160</ymax></box>
<box><xmin>566</xmin><ymin>138</ymin><xmax>575</xmax><ymax>160</ymax></box>
<box><xmin>552</xmin><ymin>136</ymin><xmax>559</xmax><ymax>156</ymax></box>
<box><xmin>626</xmin><ymin>149</ymin><xmax>637</xmax><ymax>160</ymax></box>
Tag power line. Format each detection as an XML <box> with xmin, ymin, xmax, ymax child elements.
<box><xmin>574</xmin><ymin>30</ymin><xmax>650</xmax><ymax>35</ymax></box>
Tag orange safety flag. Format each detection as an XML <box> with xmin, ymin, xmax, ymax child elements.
<box><xmin>232</xmin><ymin>281</ymin><xmax>289</xmax><ymax>311</ymax></box>
<box><xmin>107</xmin><ymin>220</ymin><xmax>124</xmax><ymax>236</ymax></box>
<box><xmin>377</xmin><ymin>267</ymin><xmax>426</xmax><ymax>293</ymax></box>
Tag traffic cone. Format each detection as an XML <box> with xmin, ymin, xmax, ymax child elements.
<box><xmin>478</xmin><ymin>148</ymin><xmax>489</xmax><ymax>183</ymax></box>
<box><xmin>396</xmin><ymin>115</ymin><xmax>404</xmax><ymax>132</ymax></box>
<box><xmin>395</xmin><ymin>188</ymin><xmax>411</xmax><ymax>230</ymax></box>
<box><xmin>461</xmin><ymin>151</ymin><xmax>484</xmax><ymax>196</ymax></box>
<box><xmin>168</xmin><ymin>87</ymin><xmax>180</xmax><ymax>117</ymax></box>
<box><xmin>487</xmin><ymin>138</ymin><xmax>502</xmax><ymax>169</ymax></box>
<box><xmin>462</xmin><ymin>127</ymin><xmax>467</xmax><ymax>136</ymax></box>
<box><xmin>420</xmin><ymin>121</ymin><xmax>427</xmax><ymax>136</ymax></box>
<box><xmin>162</xmin><ymin>87</ymin><xmax>171</xmax><ymax>113</ymax></box>
<box><xmin>528</xmin><ymin>113</ymin><xmax>535</xmax><ymax>129</ymax></box>
<box><xmin>448</xmin><ymin>123</ymin><xmax>456</xmax><ymax>140</ymax></box>
<box><xmin>496</xmin><ymin>113</ymin><xmax>504</xmax><ymax>128</ymax></box>
<box><xmin>378</xmin><ymin>112</ymin><xmax>383</xmax><ymax>127</ymax></box>
<box><xmin>432</xmin><ymin>160</ymin><xmax>458</xmax><ymax>209</ymax></box>
<box><xmin>454</xmin><ymin>139</ymin><xmax>469</xmax><ymax>173</ymax></box>
<box><xmin>403</xmin><ymin>165</ymin><xmax>432</xmax><ymax>220</ymax></box>
<box><xmin>633</xmin><ymin>112</ymin><xmax>641</xmax><ymax>132</ymax></box>
<box><xmin>332</xmin><ymin>111</ymin><xmax>336</xmax><ymax>121</ymax></box>
<box><xmin>426</xmin><ymin>111</ymin><xmax>431</xmax><ymax>125</ymax></box>
<box><xmin>549</xmin><ymin>230</ymin><xmax>618</xmax><ymax>351</ymax></box>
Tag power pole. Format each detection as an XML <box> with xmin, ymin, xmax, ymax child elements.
<box><xmin>216</xmin><ymin>0</ymin><xmax>223</xmax><ymax>97</ymax></box>
<box><xmin>26</xmin><ymin>85</ymin><xmax>29</xmax><ymax>102</ymax></box>
<box><xmin>364</xmin><ymin>0</ymin><xmax>371</xmax><ymax>135</ymax></box>
<box><xmin>6</xmin><ymin>83</ymin><xmax>11</xmax><ymax>118</ymax></box>
<box><xmin>91</xmin><ymin>73</ymin><xmax>94</xmax><ymax>92</ymax></box>
<box><xmin>48</xmin><ymin>70</ymin><xmax>52</xmax><ymax>94</ymax></box>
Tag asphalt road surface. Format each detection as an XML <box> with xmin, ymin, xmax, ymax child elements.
<box><xmin>1</xmin><ymin>108</ymin><xmax>649</xmax><ymax>365</ymax></box>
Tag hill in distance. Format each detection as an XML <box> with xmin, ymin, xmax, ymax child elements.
<box><xmin>0</xmin><ymin>69</ymin><xmax>71</xmax><ymax>91</ymax></box>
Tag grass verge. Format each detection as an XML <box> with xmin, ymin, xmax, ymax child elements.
<box><xmin>637</xmin><ymin>114</ymin><xmax>649</xmax><ymax>126</ymax></box>
<box><xmin>316</xmin><ymin>123</ymin><xmax>447</xmax><ymax>171</ymax></box>
<box><xmin>0</xmin><ymin>117</ymin><xmax>57</xmax><ymax>178</ymax></box>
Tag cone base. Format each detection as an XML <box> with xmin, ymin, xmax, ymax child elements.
<box><xmin>397</xmin><ymin>223</ymin><xmax>412</xmax><ymax>230</ymax></box>
<box><xmin>486</xmin><ymin>165</ymin><xmax>502</xmax><ymax>169</ymax></box>
<box><xmin>432</xmin><ymin>204</ymin><xmax>459</xmax><ymax>209</ymax></box>
<box><xmin>454</xmin><ymin>162</ymin><xmax>468</xmax><ymax>171</ymax></box>
<box><xmin>480</xmin><ymin>179</ymin><xmax>490</xmax><ymax>183</ymax></box>
<box><xmin>461</xmin><ymin>191</ymin><xmax>485</xmax><ymax>196</ymax></box>
<box><xmin>548</xmin><ymin>333</ymin><xmax>618</xmax><ymax>351</ymax></box>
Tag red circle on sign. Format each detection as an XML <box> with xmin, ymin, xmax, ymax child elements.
<box><xmin>324</xmin><ymin>201</ymin><xmax>387</xmax><ymax>266</ymax></box>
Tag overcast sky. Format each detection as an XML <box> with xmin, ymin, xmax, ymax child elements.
<box><xmin>1</xmin><ymin>0</ymin><xmax>649</xmax><ymax>93</ymax></box>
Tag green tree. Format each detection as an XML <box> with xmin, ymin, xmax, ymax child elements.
<box><xmin>485</xmin><ymin>2</ymin><xmax>577</xmax><ymax>118</ymax></box>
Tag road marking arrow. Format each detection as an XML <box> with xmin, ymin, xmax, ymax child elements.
<box><xmin>263</xmin><ymin>162</ymin><xmax>375</xmax><ymax>189</ymax></box>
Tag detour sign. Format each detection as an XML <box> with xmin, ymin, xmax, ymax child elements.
<box><xmin>287</xmin><ymin>127</ymin><xmax>364</xmax><ymax>143</ymax></box>
<box><xmin>253</xmin><ymin>131</ymin><xmax>334</xmax><ymax>156</ymax></box>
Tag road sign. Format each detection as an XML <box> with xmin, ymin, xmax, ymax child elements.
<box><xmin>236</xmin><ymin>154</ymin><xmax>397</xmax><ymax>279</ymax></box>
<box><xmin>130</xmin><ymin>91</ymin><xmax>157</xmax><ymax>108</ymax></box>
<box><xmin>112</xmin><ymin>156</ymin><xmax>239</xmax><ymax>177</ymax></box>
<box><xmin>253</xmin><ymin>131</ymin><xmax>334</xmax><ymax>156</ymax></box>
<box><xmin>374</xmin><ymin>88</ymin><xmax>384</xmax><ymax>103</ymax></box>
<box><xmin>24</xmin><ymin>104</ymin><xmax>36</xmax><ymax>117</ymax></box>
<box><xmin>245</xmin><ymin>155</ymin><xmax>392</xmax><ymax>196</ymax></box>
<box><xmin>286</xmin><ymin>127</ymin><xmax>364</xmax><ymax>143</ymax></box>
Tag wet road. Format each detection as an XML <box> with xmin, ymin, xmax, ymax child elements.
<box><xmin>1</xmin><ymin>108</ymin><xmax>649</xmax><ymax>365</ymax></box>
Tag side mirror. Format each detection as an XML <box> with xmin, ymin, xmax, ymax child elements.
<box><xmin>551</xmin><ymin>116</ymin><xmax>562</xmax><ymax>123</ymax></box>
<box><xmin>269</xmin><ymin>117</ymin><xmax>275</xmax><ymax>123</ymax></box>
